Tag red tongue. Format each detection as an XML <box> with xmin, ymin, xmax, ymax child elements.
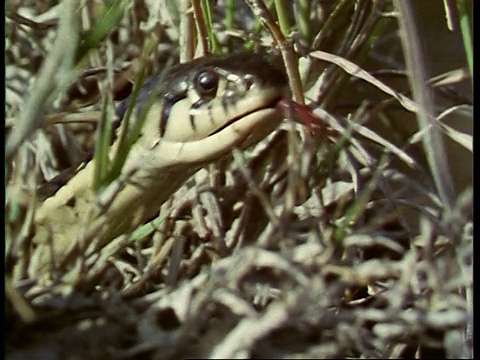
<box><xmin>276</xmin><ymin>99</ymin><xmax>330</xmax><ymax>135</ymax></box>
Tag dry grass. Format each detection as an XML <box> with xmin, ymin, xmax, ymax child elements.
<box><xmin>6</xmin><ymin>0</ymin><xmax>472</xmax><ymax>359</ymax></box>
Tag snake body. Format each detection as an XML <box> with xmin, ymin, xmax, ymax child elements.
<box><xmin>32</xmin><ymin>53</ymin><xmax>289</xmax><ymax>276</ymax></box>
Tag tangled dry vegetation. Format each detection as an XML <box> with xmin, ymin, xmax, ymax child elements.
<box><xmin>6</xmin><ymin>1</ymin><xmax>472</xmax><ymax>359</ymax></box>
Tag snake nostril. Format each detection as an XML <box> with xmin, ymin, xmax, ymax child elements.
<box><xmin>244</xmin><ymin>76</ymin><xmax>255</xmax><ymax>91</ymax></box>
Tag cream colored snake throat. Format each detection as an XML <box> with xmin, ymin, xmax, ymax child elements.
<box><xmin>30</xmin><ymin>52</ymin><xmax>317</xmax><ymax>277</ymax></box>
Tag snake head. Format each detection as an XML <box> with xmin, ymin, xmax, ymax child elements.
<box><xmin>117</xmin><ymin>53</ymin><xmax>289</xmax><ymax>157</ymax></box>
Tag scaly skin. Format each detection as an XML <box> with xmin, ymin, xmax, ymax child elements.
<box><xmin>32</xmin><ymin>53</ymin><xmax>289</xmax><ymax>277</ymax></box>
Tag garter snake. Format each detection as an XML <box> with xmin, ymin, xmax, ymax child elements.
<box><xmin>31</xmin><ymin>52</ymin><xmax>293</xmax><ymax>277</ymax></box>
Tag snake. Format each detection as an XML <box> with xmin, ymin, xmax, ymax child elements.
<box><xmin>30</xmin><ymin>52</ymin><xmax>318</xmax><ymax>278</ymax></box>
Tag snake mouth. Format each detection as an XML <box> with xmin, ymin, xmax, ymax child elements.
<box><xmin>208</xmin><ymin>96</ymin><xmax>283</xmax><ymax>137</ymax></box>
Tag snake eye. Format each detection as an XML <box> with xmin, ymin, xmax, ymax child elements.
<box><xmin>194</xmin><ymin>68</ymin><xmax>219</xmax><ymax>98</ymax></box>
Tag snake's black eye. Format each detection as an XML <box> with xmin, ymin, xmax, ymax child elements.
<box><xmin>194</xmin><ymin>68</ymin><xmax>219</xmax><ymax>98</ymax></box>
